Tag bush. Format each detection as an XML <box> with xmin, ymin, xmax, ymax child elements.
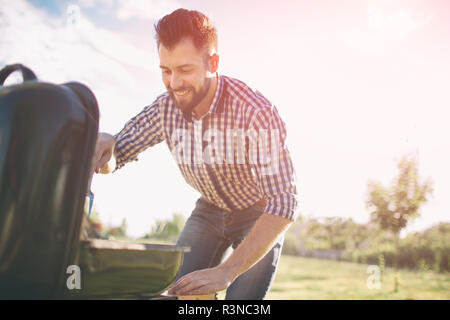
<box><xmin>341</xmin><ymin>246</ymin><xmax>449</xmax><ymax>272</ymax></box>
<box><xmin>143</xmin><ymin>213</ymin><xmax>186</xmax><ymax>243</ymax></box>
<box><xmin>285</xmin><ymin>219</ymin><xmax>450</xmax><ymax>273</ymax></box>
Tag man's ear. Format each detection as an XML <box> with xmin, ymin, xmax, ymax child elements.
<box><xmin>209</xmin><ymin>53</ymin><xmax>219</xmax><ymax>73</ymax></box>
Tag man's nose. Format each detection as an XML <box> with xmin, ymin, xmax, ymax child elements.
<box><xmin>170</xmin><ymin>73</ymin><xmax>183</xmax><ymax>90</ymax></box>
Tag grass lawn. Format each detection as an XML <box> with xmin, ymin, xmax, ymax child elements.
<box><xmin>218</xmin><ymin>255</ymin><xmax>450</xmax><ymax>300</ymax></box>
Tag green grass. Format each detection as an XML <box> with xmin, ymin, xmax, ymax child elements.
<box><xmin>218</xmin><ymin>255</ymin><xmax>450</xmax><ymax>300</ymax></box>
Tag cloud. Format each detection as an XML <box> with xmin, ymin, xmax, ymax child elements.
<box><xmin>338</xmin><ymin>3</ymin><xmax>432</xmax><ymax>54</ymax></box>
<box><xmin>366</xmin><ymin>5</ymin><xmax>432</xmax><ymax>39</ymax></box>
<box><xmin>76</xmin><ymin>0</ymin><xmax>181</xmax><ymax>20</ymax></box>
<box><xmin>0</xmin><ymin>0</ymin><xmax>172</xmax><ymax>237</ymax></box>
<box><xmin>0</xmin><ymin>1</ymin><xmax>151</xmax><ymax>75</ymax></box>
<box><xmin>77</xmin><ymin>0</ymin><xmax>115</xmax><ymax>9</ymax></box>
<box><xmin>116</xmin><ymin>0</ymin><xmax>181</xmax><ymax>21</ymax></box>
<box><xmin>0</xmin><ymin>0</ymin><xmax>161</xmax><ymax>128</ymax></box>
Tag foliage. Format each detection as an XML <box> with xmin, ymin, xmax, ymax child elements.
<box><xmin>365</xmin><ymin>154</ymin><xmax>433</xmax><ymax>289</ymax></box>
<box><xmin>340</xmin><ymin>224</ymin><xmax>450</xmax><ymax>273</ymax></box>
<box><xmin>143</xmin><ymin>213</ymin><xmax>186</xmax><ymax>243</ymax></box>
<box><xmin>104</xmin><ymin>218</ymin><xmax>128</xmax><ymax>238</ymax></box>
<box><xmin>282</xmin><ymin>216</ymin><xmax>377</xmax><ymax>255</ymax></box>
<box><xmin>366</xmin><ymin>154</ymin><xmax>433</xmax><ymax>234</ymax></box>
<box><xmin>283</xmin><ymin>216</ymin><xmax>450</xmax><ymax>273</ymax></box>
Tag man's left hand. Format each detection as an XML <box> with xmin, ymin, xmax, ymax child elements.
<box><xmin>167</xmin><ymin>266</ymin><xmax>234</xmax><ymax>296</ymax></box>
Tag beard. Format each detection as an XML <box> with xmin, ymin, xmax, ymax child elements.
<box><xmin>168</xmin><ymin>77</ymin><xmax>211</xmax><ymax>121</ymax></box>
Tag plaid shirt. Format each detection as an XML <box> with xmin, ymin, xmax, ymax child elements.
<box><xmin>113</xmin><ymin>75</ymin><xmax>298</xmax><ymax>221</ymax></box>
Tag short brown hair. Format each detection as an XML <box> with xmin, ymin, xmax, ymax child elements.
<box><xmin>154</xmin><ymin>8</ymin><xmax>218</xmax><ymax>52</ymax></box>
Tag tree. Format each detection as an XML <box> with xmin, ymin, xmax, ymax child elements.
<box><xmin>366</xmin><ymin>154</ymin><xmax>433</xmax><ymax>291</ymax></box>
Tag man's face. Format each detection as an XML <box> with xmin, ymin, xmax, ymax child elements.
<box><xmin>158</xmin><ymin>37</ymin><xmax>212</xmax><ymax>113</ymax></box>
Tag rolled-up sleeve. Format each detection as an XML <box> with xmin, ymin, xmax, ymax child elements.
<box><xmin>113</xmin><ymin>100</ymin><xmax>164</xmax><ymax>171</ymax></box>
<box><xmin>250</xmin><ymin>105</ymin><xmax>299</xmax><ymax>221</ymax></box>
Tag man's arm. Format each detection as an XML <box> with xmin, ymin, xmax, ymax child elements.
<box><xmin>219</xmin><ymin>213</ymin><xmax>291</xmax><ymax>278</ymax></box>
<box><xmin>168</xmin><ymin>212</ymin><xmax>292</xmax><ymax>296</ymax></box>
<box><xmin>91</xmin><ymin>100</ymin><xmax>164</xmax><ymax>175</ymax></box>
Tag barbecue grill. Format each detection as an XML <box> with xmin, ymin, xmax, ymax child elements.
<box><xmin>0</xmin><ymin>64</ymin><xmax>190</xmax><ymax>299</ymax></box>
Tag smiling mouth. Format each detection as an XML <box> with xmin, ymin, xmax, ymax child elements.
<box><xmin>174</xmin><ymin>89</ymin><xmax>190</xmax><ymax>97</ymax></box>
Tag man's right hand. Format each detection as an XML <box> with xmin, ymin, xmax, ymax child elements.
<box><xmin>91</xmin><ymin>132</ymin><xmax>117</xmax><ymax>175</ymax></box>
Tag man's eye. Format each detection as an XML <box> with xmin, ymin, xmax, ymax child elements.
<box><xmin>180</xmin><ymin>69</ymin><xmax>192</xmax><ymax>73</ymax></box>
<box><xmin>162</xmin><ymin>69</ymin><xmax>171</xmax><ymax>75</ymax></box>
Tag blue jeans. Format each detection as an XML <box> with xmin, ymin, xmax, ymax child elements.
<box><xmin>175</xmin><ymin>198</ymin><xmax>284</xmax><ymax>300</ymax></box>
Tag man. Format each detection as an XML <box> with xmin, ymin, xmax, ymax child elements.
<box><xmin>92</xmin><ymin>8</ymin><xmax>298</xmax><ymax>300</ymax></box>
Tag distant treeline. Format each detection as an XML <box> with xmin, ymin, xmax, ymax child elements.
<box><xmin>282</xmin><ymin>217</ymin><xmax>450</xmax><ymax>273</ymax></box>
<box><xmin>139</xmin><ymin>214</ymin><xmax>450</xmax><ymax>272</ymax></box>
<box><xmin>89</xmin><ymin>154</ymin><xmax>441</xmax><ymax>280</ymax></box>
<box><xmin>106</xmin><ymin>211</ymin><xmax>449</xmax><ymax>273</ymax></box>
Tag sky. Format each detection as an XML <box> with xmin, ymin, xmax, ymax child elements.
<box><xmin>1</xmin><ymin>0</ymin><xmax>449</xmax><ymax>238</ymax></box>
